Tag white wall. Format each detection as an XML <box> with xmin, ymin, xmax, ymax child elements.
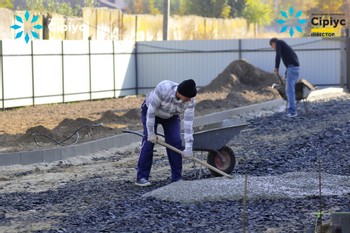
<box><xmin>137</xmin><ymin>38</ymin><xmax>342</xmax><ymax>95</ymax></box>
<box><xmin>136</xmin><ymin>40</ymin><xmax>240</xmax><ymax>95</ymax></box>
<box><xmin>0</xmin><ymin>38</ymin><xmax>343</xmax><ymax>109</ymax></box>
<box><xmin>0</xmin><ymin>40</ymin><xmax>136</xmax><ymax>109</ymax></box>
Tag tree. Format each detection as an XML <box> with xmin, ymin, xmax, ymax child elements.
<box><xmin>315</xmin><ymin>0</ymin><xmax>342</xmax><ymax>12</ymax></box>
<box><xmin>84</xmin><ymin>0</ymin><xmax>99</xmax><ymax>8</ymax></box>
<box><xmin>186</xmin><ymin>0</ymin><xmax>231</xmax><ymax>18</ymax></box>
<box><xmin>0</xmin><ymin>0</ymin><xmax>13</xmax><ymax>9</ymax></box>
<box><xmin>171</xmin><ymin>0</ymin><xmax>189</xmax><ymax>15</ymax></box>
<box><xmin>133</xmin><ymin>0</ymin><xmax>145</xmax><ymax>14</ymax></box>
<box><xmin>215</xmin><ymin>0</ymin><xmax>231</xmax><ymax>18</ymax></box>
<box><xmin>276</xmin><ymin>0</ymin><xmax>317</xmax><ymax>19</ymax></box>
<box><xmin>228</xmin><ymin>0</ymin><xmax>245</xmax><ymax>18</ymax></box>
<box><xmin>243</xmin><ymin>0</ymin><xmax>273</xmax><ymax>36</ymax></box>
<box><xmin>149</xmin><ymin>0</ymin><xmax>161</xmax><ymax>14</ymax></box>
<box><xmin>25</xmin><ymin>0</ymin><xmax>45</xmax><ymax>12</ymax></box>
<box><xmin>23</xmin><ymin>0</ymin><xmax>93</xmax><ymax>16</ymax></box>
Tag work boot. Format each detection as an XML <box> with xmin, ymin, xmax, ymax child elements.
<box><xmin>135</xmin><ymin>178</ymin><xmax>151</xmax><ymax>187</ymax></box>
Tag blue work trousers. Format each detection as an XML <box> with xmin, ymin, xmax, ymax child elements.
<box><xmin>137</xmin><ymin>101</ymin><xmax>183</xmax><ymax>182</ymax></box>
<box><xmin>286</xmin><ymin>66</ymin><xmax>300</xmax><ymax>115</ymax></box>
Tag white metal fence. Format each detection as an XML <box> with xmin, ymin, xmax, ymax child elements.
<box><xmin>0</xmin><ymin>38</ymin><xmax>345</xmax><ymax>109</ymax></box>
<box><xmin>136</xmin><ymin>38</ymin><xmax>345</xmax><ymax>94</ymax></box>
<box><xmin>0</xmin><ymin>40</ymin><xmax>136</xmax><ymax>109</ymax></box>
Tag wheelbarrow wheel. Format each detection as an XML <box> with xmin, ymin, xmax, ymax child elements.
<box><xmin>206</xmin><ymin>145</ymin><xmax>236</xmax><ymax>177</ymax></box>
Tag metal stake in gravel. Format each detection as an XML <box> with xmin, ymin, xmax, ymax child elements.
<box><xmin>317</xmin><ymin>159</ymin><xmax>323</xmax><ymax>233</ymax></box>
<box><xmin>243</xmin><ymin>174</ymin><xmax>248</xmax><ymax>233</ymax></box>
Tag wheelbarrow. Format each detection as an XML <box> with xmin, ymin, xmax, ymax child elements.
<box><xmin>272</xmin><ymin>74</ymin><xmax>316</xmax><ymax>114</ymax></box>
<box><xmin>123</xmin><ymin>119</ymin><xmax>248</xmax><ymax>178</ymax></box>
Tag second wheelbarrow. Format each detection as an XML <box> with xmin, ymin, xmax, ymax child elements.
<box><xmin>272</xmin><ymin>74</ymin><xmax>316</xmax><ymax>114</ymax></box>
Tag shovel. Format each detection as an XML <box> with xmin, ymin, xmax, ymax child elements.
<box><xmin>123</xmin><ymin>130</ymin><xmax>234</xmax><ymax>179</ymax></box>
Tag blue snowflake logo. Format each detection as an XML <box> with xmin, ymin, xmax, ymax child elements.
<box><xmin>276</xmin><ymin>6</ymin><xmax>307</xmax><ymax>37</ymax></box>
<box><xmin>10</xmin><ymin>11</ymin><xmax>43</xmax><ymax>44</ymax></box>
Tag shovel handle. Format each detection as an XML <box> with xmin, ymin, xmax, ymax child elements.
<box><xmin>156</xmin><ymin>140</ymin><xmax>234</xmax><ymax>179</ymax></box>
<box><xmin>276</xmin><ymin>73</ymin><xmax>286</xmax><ymax>87</ymax></box>
<box><xmin>122</xmin><ymin>130</ymin><xmax>234</xmax><ymax>179</ymax></box>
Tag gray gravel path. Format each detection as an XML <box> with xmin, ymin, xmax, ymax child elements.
<box><xmin>0</xmin><ymin>89</ymin><xmax>349</xmax><ymax>233</ymax></box>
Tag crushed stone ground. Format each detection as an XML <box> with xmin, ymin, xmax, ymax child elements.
<box><xmin>0</xmin><ymin>89</ymin><xmax>348</xmax><ymax>232</ymax></box>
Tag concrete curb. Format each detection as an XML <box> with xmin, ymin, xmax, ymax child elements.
<box><xmin>193</xmin><ymin>99</ymin><xmax>285</xmax><ymax>126</ymax></box>
<box><xmin>0</xmin><ymin>99</ymin><xmax>285</xmax><ymax>167</ymax></box>
<box><xmin>0</xmin><ymin>133</ymin><xmax>139</xmax><ymax>166</ymax></box>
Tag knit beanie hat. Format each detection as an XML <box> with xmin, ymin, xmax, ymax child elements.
<box><xmin>177</xmin><ymin>79</ymin><xmax>197</xmax><ymax>98</ymax></box>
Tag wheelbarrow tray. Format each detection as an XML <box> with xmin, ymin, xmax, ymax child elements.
<box><xmin>275</xmin><ymin>79</ymin><xmax>315</xmax><ymax>101</ymax></box>
<box><xmin>191</xmin><ymin>119</ymin><xmax>248</xmax><ymax>151</ymax></box>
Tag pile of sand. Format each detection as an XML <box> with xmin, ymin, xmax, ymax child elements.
<box><xmin>199</xmin><ymin>59</ymin><xmax>280</xmax><ymax>94</ymax></box>
<box><xmin>195</xmin><ymin>59</ymin><xmax>281</xmax><ymax>113</ymax></box>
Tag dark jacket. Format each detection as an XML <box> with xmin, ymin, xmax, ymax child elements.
<box><xmin>275</xmin><ymin>40</ymin><xmax>299</xmax><ymax>69</ymax></box>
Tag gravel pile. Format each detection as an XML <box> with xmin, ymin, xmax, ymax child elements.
<box><xmin>0</xmin><ymin>91</ymin><xmax>349</xmax><ymax>232</ymax></box>
<box><xmin>144</xmin><ymin>172</ymin><xmax>350</xmax><ymax>203</ymax></box>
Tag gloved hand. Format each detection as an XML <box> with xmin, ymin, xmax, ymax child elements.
<box><xmin>183</xmin><ymin>147</ymin><xmax>193</xmax><ymax>157</ymax></box>
<box><xmin>147</xmin><ymin>133</ymin><xmax>157</xmax><ymax>144</ymax></box>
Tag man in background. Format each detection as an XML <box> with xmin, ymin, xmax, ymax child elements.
<box><xmin>270</xmin><ymin>38</ymin><xmax>300</xmax><ymax>118</ymax></box>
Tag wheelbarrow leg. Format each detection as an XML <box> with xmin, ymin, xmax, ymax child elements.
<box><xmin>302</xmin><ymin>99</ymin><xmax>310</xmax><ymax>115</ymax></box>
<box><xmin>198</xmin><ymin>151</ymin><xmax>204</xmax><ymax>179</ymax></box>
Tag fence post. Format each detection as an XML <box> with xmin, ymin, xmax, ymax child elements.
<box><xmin>340</xmin><ymin>38</ymin><xmax>346</xmax><ymax>88</ymax></box>
<box><xmin>112</xmin><ymin>41</ymin><xmax>116</xmax><ymax>98</ymax></box>
<box><xmin>238</xmin><ymin>39</ymin><xmax>242</xmax><ymax>60</ymax></box>
<box><xmin>31</xmin><ymin>41</ymin><xmax>35</xmax><ymax>106</ymax></box>
<box><xmin>163</xmin><ymin>0</ymin><xmax>170</xmax><ymax>41</ymax></box>
<box><xmin>135</xmin><ymin>15</ymin><xmax>138</xmax><ymax>42</ymax></box>
<box><xmin>134</xmin><ymin>15</ymin><xmax>139</xmax><ymax>96</ymax></box>
<box><xmin>346</xmin><ymin>32</ymin><xmax>350</xmax><ymax>91</ymax></box>
<box><xmin>88</xmin><ymin>40</ymin><xmax>92</xmax><ymax>100</ymax></box>
<box><xmin>0</xmin><ymin>41</ymin><xmax>4</xmax><ymax>110</ymax></box>
<box><xmin>134</xmin><ymin>42</ymin><xmax>139</xmax><ymax>96</ymax></box>
<box><xmin>61</xmin><ymin>41</ymin><xmax>65</xmax><ymax>103</ymax></box>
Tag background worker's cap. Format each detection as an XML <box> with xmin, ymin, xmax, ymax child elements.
<box><xmin>177</xmin><ymin>79</ymin><xmax>197</xmax><ymax>98</ymax></box>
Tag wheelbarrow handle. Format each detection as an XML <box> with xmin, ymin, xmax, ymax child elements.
<box><xmin>276</xmin><ymin>73</ymin><xmax>286</xmax><ymax>87</ymax></box>
<box><xmin>156</xmin><ymin>140</ymin><xmax>234</xmax><ymax>179</ymax></box>
<box><xmin>123</xmin><ymin>130</ymin><xmax>234</xmax><ymax>179</ymax></box>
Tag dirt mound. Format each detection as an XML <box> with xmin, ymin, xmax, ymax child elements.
<box><xmin>122</xmin><ymin>108</ymin><xmax>141</xmax><ymax>120</ymax></box>
<box><xmin>53</xmin><ymin>118</ymin><xmax>96</xmax><ymax>130</ymax></box>
<box><xmin>198</xmin><ymin>59</ymin><xmax>280</xmax><ymax>94</ymax></box>
<box><xmin>13</xmin><ymin>109</ymin><xmax>141</xmax><ymax>150</ymax></box>
<box><xmin>97</xmin><ymin>110</ymin><xmax>125</xmax><ymax>124</ymax></box>
<box><xmin>52</xmin><ymin>118</ymin><xmax>114</xmax><ymax>143</ymax></box>
<box><xmin>195</xmin><ymin>59</ymin><xmax>281</xmax><ymax>114</ymax></box>
<box><xmin>18</xmin><ymin>125</ymin><xmax>58</xmax><ymax>143</ymax></box>
<box><xmin>19</xmin><ymin>118</ymin><xmax>116</xmax><ymax>146</ymax></box>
